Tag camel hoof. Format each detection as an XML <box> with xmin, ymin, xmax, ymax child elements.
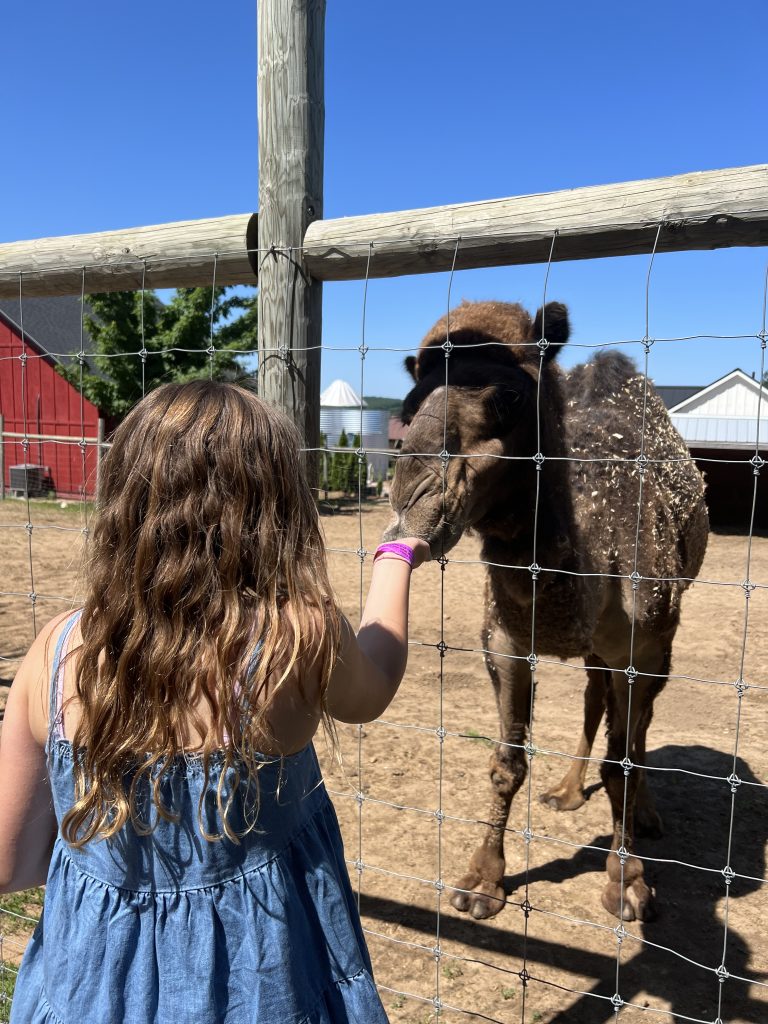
<box><xmin>539</xmin><ymin>784</ymin><xmax>586</xmax><ymax>812</ymax></box>
<box><xmin>601</xmin><ymin>879</ymin><xmax>655</xmax><ymax>922</ymax></box>
<box><xmin>450</xmin><ymin>876</ymin><xmax>505</xmax><ymax>919</ymax></box>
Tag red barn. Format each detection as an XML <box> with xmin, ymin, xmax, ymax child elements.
<box><xmin>0</xmin><ymin>297</ymin><xmax>105</xmax><ymax>499</ymax></box>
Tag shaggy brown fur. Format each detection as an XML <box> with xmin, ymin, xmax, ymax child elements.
<box><xmin>386</xmin><ymin>299</ymin><xmax>709</xmax><ymax>922</ymax></box>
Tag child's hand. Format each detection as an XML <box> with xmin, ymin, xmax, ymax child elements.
<box><xmin>396</xmin><ymin>537</ymin><xmax>431</xmax><ymax>569</ymax></box>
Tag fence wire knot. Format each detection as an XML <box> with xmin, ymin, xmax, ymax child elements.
<box><xmin>434</xmin><ymin>810</ymin><xmax>445</xmax><ymax>826</ymax></box>
<box><xmin>442</xmin><ymin>339</ymin><xmax>453</xmax><ymax>355</ymax></box>
<box><xmin>436</xmin><ymin>640</ymin><xmax>448</xmax><ymax>658</ymax></box>
<box><xmin>206</xmin><ymin>345</ymin><xmax>216</xmax><ymax>358</ymax></box>
<box><xmin>519</xmin><ymin>968</ymin><xmax>530</xmax><ymax>987</ymax></box>
<box><xmin>21</xmin><ymin>436</ymin><xmax>30</xmax><ymax>453</ymax></box>
<box><xmin>356</xmin><ymin>547</ymin><xmax>366</xmax><ymax>561</ymax></box>
<box><xmin>614</xmin><ymin>923</ymin><xmax>627</xmax><ymax>941</ymax></box>
<box><xmin>533</xmin><ymin>451</ymin><xmax>545</xmax><ymax>469</ymax></box>
<box><xmin>432</xmin><ymin>944</ymin><xmax>442</xmax><ymax>962</ymax></box>
<box><xmin>354</xmin><ymin>791</ymin><xmax>365</xmax><ymax>807</ymax></box>
<box><xmin>522</xmin><ymin>826</ymin><xmax>533</xmax><ymax>845</ymax></box>
<box><xmin>435</xmin><ymin>726</ymin><xmax>446</xmax><ymax>742</ymax></box>
<box><xmin>25</xmin><ymin>521</ymin><xmax>33</xmax><ymax>535</ymax></box>
<box><xmin>528</xmin><ymin>562</ymin><xmax>540</xmax><ymax>580</ymax></box>
<box><xmin>28</xmin><ymin>591</ymin><xmax>37</xmax><ymax>605</ymax></box>
<box><xmin>77</xmin><ymin>351</ymin><xmax>87</xmax><ymax>366</ymax></box>
<box><xmin>625</xmin><ymin>665</ymin><xmax>637</xmax><ymax>682</ymax></box>
<box><xmin>726</xmin><ymin>772</ymin><xmax>741</xmax><ymax>792</ymax></box>
<box><xmin>19</xmin><ymin>351</ymin><xmax>27</xmax><ymax>366</ymax></box>
<box><xmin>358</xmin><ymin>343</ymin><xmax>368</xmax><ymax>358</ymax></box>
<box><xmin>432</xmin><ymin>997</ymin><xmax>443</xmax><ymax>1013</ymax></box>
<box><xmin>353</xmin><ymin>858</ymin><xmax>364</xmax><ymax>875</ymax></box>
<box><xmin>527</xmin><ymin>652</ymin><xmax>538</xmax><ymax>669</ymax></box>
<box><xmin>616</xmin><ymin>845</ymin><xmax>629</xmax><ymax>865</ymax></box>
<box><xmin>642</xmin><ymin>335</ymin><xmax>654</xmax><ymax>353</ymax></box>
<box><xmin>437</xmin><ymin>554</ymin><xmax>448</xmax><ymax>569</ymax></box>
<box><xmin>537</xmin><ymin>337</ymin><xmax>550</xmax><ymax>354</ymax></box>
<box><xmin>611</xmin><ymin>992</ymin><xmax>625</xmax><ymax>1010</ymax></box>
<box><xmin>139</xmin><ymin>348</ymin><xmax>148</xmax><ymax>363</ymax></box>
<box><xmin>620</xmin><ymin>756</ymin><xmax>634</xmax><ymax>775</ymax></box>
<box><xmin>758</xmin><ymin>328</ymin><xmax>767</xmax><ymax>347</ymax></box>
<box><xmin>721</xmin><ymin>865</ymin><xmax>735</xmax><ymax>886</ymax></box>
<box><xmin>716</xmin><ymin>964</ymin><xmax>730</xmax><ymax>983</ymax></box>
<box><xmin>356</xmin><ymin>448</ymin><xmax>366</xmax><ymax>463</ymax></box>
<box><xmin>734</xmin><ymin>678</ymin><xmax>748</xmax><ymax>697</ymax></box>
<box><xmin>439</xmin><ymin>449</ymin><xmax>450</xmax><ymax>464</ymax></box>
<box><xmin>521</xmin><ymin>898</ymin><xmax>533</xmax><ymax>918</ymax></box>
<box><xmin>741</xmin><ymin>578</ymin><xmax>755</xmax><ymax>596</ymax></box>
<box><xmin>78</xmin><ymin>439</ymin><xmax>87</xmax><ymax>452</ymax></box>
<box><xmin>629</xmin><ymin>570</ymin><xmax>642</xmax><ymax>589</ymax></box>
<box><xmin>434</xmin><ymin>878</ymin><xmax>445</xmax><ymax>892</ymax></box>
<box><xmin>524</xmin><ymin>742</ymin><xmax>537</xmax><ymax>760</ymax></box>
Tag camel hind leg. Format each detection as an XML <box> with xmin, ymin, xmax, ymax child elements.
<box><xmin>539</xmin><ymin>655</ymin><xmax>607</xmax><ymax>811</ymax></box>
<box><xmin>450</xmin><ymin>619</ymin><xmax>531</xmax><ymax>920</ymax></box>
<box><xmin>600</xmin><ymin>641</ymin><xmax>670</xmax><ymax>921</ymax></box>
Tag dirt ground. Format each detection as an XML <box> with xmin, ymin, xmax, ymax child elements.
<box><xmin>1</xmin><ymin>498</ymin><xmax>767</xmax><ymax>1024</ymax></box>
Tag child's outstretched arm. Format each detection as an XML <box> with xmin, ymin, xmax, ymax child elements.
<box><xmin>325</xmin><ymin>537</ymin><xmax>430</xmax><ymax>724</ymax></box>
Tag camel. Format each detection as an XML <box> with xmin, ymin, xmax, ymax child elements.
<box><xmin>385</xmin><ymin>300</ymin><xmax>709</xmax><ymax>922</ymax></box>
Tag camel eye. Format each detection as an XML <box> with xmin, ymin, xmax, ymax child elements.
<box><xmin>480</xmin><ymin>386</ymin><xmax>521</xmax><ymax>430</ymax></box>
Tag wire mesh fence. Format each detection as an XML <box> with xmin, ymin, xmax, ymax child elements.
<box><xmin>0</xmin><ymin>236</ymin><xmax>767</xmax><ymax>1024</ymax></box>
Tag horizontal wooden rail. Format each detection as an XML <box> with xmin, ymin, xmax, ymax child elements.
<box><xmin>303</xmin><ymin>164</ymin><xmax>768</xmax><ymax>279</ymax></box>
<box><xmin>0</xmin><ymin>214</ymin><xmax>259</xmax><ymax>298</ymax></box>
<box><xmin>0</xmin><ymin>166</ymin><xmax>766</xmax><ymax>297</ymax></box>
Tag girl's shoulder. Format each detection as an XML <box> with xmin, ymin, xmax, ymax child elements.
<box><xmin>16</xmin><ymin>609</ymin><xmax>82</xmax><ymax>746</ymax></box>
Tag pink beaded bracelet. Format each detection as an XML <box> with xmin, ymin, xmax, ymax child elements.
<box><xmin>373</xmin><ymin>542</ymin><xmax>415</xmax><ymax>567</ymax></box>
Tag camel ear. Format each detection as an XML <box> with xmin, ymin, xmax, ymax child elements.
<box><xmin>404</xmin><ymin>355</ymin><xmax>418</xmax><ymax>381</ymax></box>
<box><xmin>532</xmin><ymin>302</ymin><xmax>570</xmax><ymax>362</ymax></box>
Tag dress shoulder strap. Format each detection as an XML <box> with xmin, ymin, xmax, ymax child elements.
<box><xmin>49</xmin><ymin>610</ymin><xmax>83</xmax><ymax>744</ymax></box>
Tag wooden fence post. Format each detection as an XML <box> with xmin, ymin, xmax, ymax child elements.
<box><xmin>257</xmin><ymin>0</ymin><xmax>325</xmax><ymax>479</ymax></box>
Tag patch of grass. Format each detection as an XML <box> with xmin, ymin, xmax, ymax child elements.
<box><xmin>1</xmin><ymin>962</ymin><xmax>20</xmax><ymax>1023</ymax></box>
<box><xmin>441</xmin><ymin>961</ymin><xmax>463</xmax><ymax>980</ymax></box>
<box><xmin>531</xmin><ymin>1012</ymin><xmax>544</xmax><ymax>1023</ymax></box>
<box><xmin>0</xmin><ymin>889</ymin><xmax>44</xmax><ymax>937</ymax></box>
<box><xmin>501</xmin><ymin>985</ymin><xmax>516</xmax><ymax>1000</ymax></box>
<box><xmin>390</xmin><ymin>994</ymin><xmax>406</xmax><ymax>1010</ymax></box>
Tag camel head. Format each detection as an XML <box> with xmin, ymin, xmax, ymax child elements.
<box><xmin>385</xmin><ymin>300</ymin><xmax>570</xmax><ymax>555</ymax></box>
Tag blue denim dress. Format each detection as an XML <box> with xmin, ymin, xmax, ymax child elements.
<box><xmin>11</xmin><ymin>613</ymin><xmax>388</xmax><ymax>1024</ymax></box>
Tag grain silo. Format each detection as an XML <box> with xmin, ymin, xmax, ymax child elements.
<box><xmin>319</xmin><ymin>380</ymin><xmax>389</xmax><ymax>483</ymax></box>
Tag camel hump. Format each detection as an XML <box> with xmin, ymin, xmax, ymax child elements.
<box><xmin>566</xmin><ymin>350</ymin><xmax>640</xmax><ymax>403</ymax></box>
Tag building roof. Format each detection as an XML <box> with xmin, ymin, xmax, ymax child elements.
<box><xmin>667</xmin><ymin>368</ymin><xmax>765</xmax><ymax>415</ymax></box>
<box><xmin>320</xmin><ymin>379</ymin><xmax>365</xmax><ymax>407</ymax></box>
<box><xmin>654</xmin><ymin>384</ymin><xmax>702</xmax><ymax>410</ymax></box>
<box><xmin>0</xmin><ymin>296</ymin><xmax>96</xmax><ymax>365</ymax></box>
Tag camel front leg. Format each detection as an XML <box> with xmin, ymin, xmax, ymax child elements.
<box><xmin>539</xmin><ymin>654</ymin><xmax>607</xmax><ymax>811</ymax></box>
<box><xmin>600</xmin><ymin>644</ymin><xmax>668</xmax><ymax>921</ymax></box>
<box><xmin>450</xmin><ymin>620</ymin><xmax>531</xmax><ymax>920</ymax></box>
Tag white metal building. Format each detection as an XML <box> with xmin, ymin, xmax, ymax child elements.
<box><xmin>657</xmin><ymin>369</ymin><xmax>767</xmax><ymax>529</ymax></box>
<box><xmin>319</xmin><ymin>380</ymin><xmax>390</xmax><ymax>482</ymax></box>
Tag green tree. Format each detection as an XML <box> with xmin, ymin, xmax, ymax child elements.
<box><xmin>329</xmin><ymin>429</ymin><xmax>349</xmax><ymax>493</ymax></box>
<box><xmin>60</xmin><ymin>287</ymin><xmax>257</xmax><ymax>416</ymax></box>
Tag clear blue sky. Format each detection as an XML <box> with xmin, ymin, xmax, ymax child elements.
<box><xmin>3</xmin><ymin>0</ymin><xmax>766</xmax><ymax>396</ymax></box>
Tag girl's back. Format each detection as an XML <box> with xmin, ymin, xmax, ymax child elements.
<box><xmin>12</xmin><ymin>608</ymin><xmax>384</xmax><ymax>1024</ymax></box>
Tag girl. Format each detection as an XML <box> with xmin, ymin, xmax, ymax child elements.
<box><xmin>0</xmin><ymin>380</ymin><xmax>429</xmax><ymax>1023</ymax></box>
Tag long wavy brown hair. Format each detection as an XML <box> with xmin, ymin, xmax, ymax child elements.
<box><xmin>61</xmin><ymin>380</ymin><xmax>341</xmax><ymax>846</ymax></box>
